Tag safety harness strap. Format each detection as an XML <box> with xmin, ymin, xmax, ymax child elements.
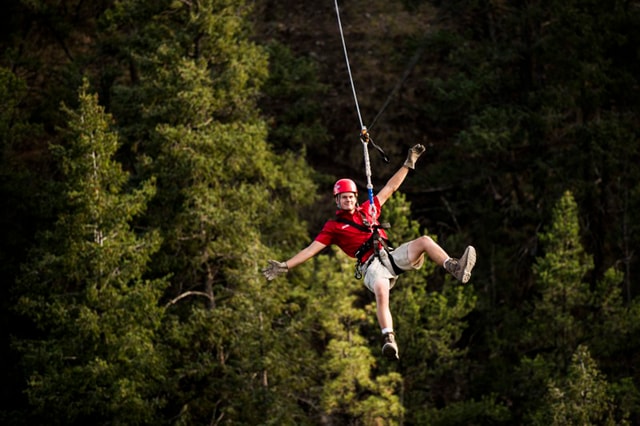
<box><xmin>334</xmin><ymin>217</ymin><xmax>391</xmax><ymax>260</ymax></box>
<box><xmin>334</xmin><ymin>217</ymin><xmax>402</xmax><ymax>279</ymax></box>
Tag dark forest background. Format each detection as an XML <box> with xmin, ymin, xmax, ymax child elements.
<box><xmin>1</xmin><ymin>0</ymin><xmax>639</xmax><ymax>424</ymax></box>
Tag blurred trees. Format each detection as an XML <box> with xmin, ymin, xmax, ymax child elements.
<box><xmin>0</xmin><ymin>0</ymin><xmax>639</xmax><ymax>424</ymax></box>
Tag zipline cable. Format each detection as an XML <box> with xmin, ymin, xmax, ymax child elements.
<box><xmin>333</xmin><ymin>0</ymin><xmax>377</xmax><ymax>217</ymax></box>
<box><xmin>333</xmin><ymin>0</ymin><xmax>364</xmax><ymax>130</ymax></box>
<box><xmin>368</xmin><ymin>44</ymin><xmax>426</xmax><ymax>131</ymax></box>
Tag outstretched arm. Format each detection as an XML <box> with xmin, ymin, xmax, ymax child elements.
<box><xmin>284</xmin><ymin>240</ymin><xmax>327</xmax><ymax>269</ymax></box>
<box><xmin>377</xmin><ymin>144</ymin><xmax>425</xmax><ymax>206</ymax></box>
<box><xmin>262</xmin><ymin>240</ymin><xmax>327</xmax><ymax>280</ymax></box>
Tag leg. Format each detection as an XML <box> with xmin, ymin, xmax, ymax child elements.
<box><xmin>407</xmin><ymin>235</ymin><xmax>449</xmax><ymax>267</ymax></box>
<box><xmin>372</xmin><ymin>278</ymin><xmax>399</xmax><ymax>359</ymax></box>
<box><xmin>372</xmin><ymin>278</ymin><xmax>393</xmax><ymax>331</ymax></box>
<box><xmin>403</xmin><ymin>236</ymin><xmax>477</xmax><ymax>283</ymax></box>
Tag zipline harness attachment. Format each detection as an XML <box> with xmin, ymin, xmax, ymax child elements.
<box><xmin>334</xmin><ymin>0</ymin><xmax>401</xmax><ymax>279</ymax></box>
<box><xmin>334</xmin><ymin>0</ymin><xmax>389</xmax><ymax>213</ymax></box>
<box><xmin>335</xmin><ymin>217</ymin><xmax>403</xmax><ymax>279</ymax></box>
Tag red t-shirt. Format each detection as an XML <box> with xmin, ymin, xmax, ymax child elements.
<box><xmin>314</xmin><ymin>197</ymin><xmax>388</xmax><ymax>263</ymax></box>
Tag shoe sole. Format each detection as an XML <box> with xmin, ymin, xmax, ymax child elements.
<box><xmin>382</xmin><ymin>343</ymin><xmax>399</xmax><ymax>360</ymax></box>
<box><xmin>460</xmin><ymin>246</ymin><xmax>477</xmax><ymax>284</ymax></box>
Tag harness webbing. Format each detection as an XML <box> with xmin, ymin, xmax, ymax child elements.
<box><xmin>360</xmin><ymin>129</ymin><xmax>376</xmax><ymax>217</ymax></box>
<box><xmin>335</xmin><ymin>217</ymin><xmax>402</xmax><ymax>279</ymax></box>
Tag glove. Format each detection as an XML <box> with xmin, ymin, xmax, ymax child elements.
<box><xmin>403</xmin><ymin>144</ymin><xmax>426</xmax><ymax>169</ymax></box>
<box><xmin>262</xmin><ymin>260</ymin><xmax>288</xmax><ymax>281</ymax></box>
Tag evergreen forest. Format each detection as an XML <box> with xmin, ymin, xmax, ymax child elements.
<box><xmin>1</xmin><ymin>0</ymin><xmax>640</xmax><ymax>424</ymax></box>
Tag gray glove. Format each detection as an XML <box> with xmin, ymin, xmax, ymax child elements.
<box><xmin>403</xmin><ymin>144</ymin><xmax>426</xmax><ymax>169</ymax></box>
<box><xmin>262</xmin><ymin>260</ymin><xmax>288</xmax><ymax>281</ymax></box>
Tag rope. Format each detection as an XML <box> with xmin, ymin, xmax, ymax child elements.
<box><xmin>334</xmin><ymin>0</ymin><xmax>428</xmax><ymax>133</ymax></box>
<box><xmin>334</xmin><ymin>0</ymin><xmax>380</xmax><ymax>220</ymax></box>
<box><xmin>333</xmin><ymin>0</ymin><xmax>364</xmax><ymax>130</ymax></box>
<box><xmin>368</xmin><ymin>44</ymin><xmax>426</xmax><ymax>131</ymax></box>
<box><xmin>360</xmin><ymin>129</ymin><xmax>376</xmax><ymax>218</ymax></box>
<box><xmin>334</xmin><ymin>0</ymin><xmax>377</xmax><ymax>218</ymax></box>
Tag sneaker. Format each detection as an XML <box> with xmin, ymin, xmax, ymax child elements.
<box><xmin>444</xmin><ymin>246</ymin><xmax>477</xmax><ymax>283</ymax></box>
<box><xmin>382</xmin><ymin>332</ymin><xmax>399</xmax><ymax>360</ymax></box>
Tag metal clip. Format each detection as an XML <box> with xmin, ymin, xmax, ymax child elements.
<box><xmin>360</xmin><ymin>126</ymin><xmax>370</xmax><ymax>144</ymax></box>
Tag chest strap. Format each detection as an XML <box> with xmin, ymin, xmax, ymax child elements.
<box><xmin>335</xmin><ymin>218</ymin><xmax>397</xmax><ymax>279</ymax></box>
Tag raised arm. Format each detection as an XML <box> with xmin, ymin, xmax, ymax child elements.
<box><xmin>376</xmin><ymin>144</ymin><xmax>425</xmax><ymax>206</ymax></box>
<box><xmin>262</xmin><ymin>240</ymin><xmax>327</xmax><ymax>280</ymax></box>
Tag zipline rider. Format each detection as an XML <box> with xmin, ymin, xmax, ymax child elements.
<box><xmin>263</xmin><ymin>144</ymin><xmax>477</xmax><ymax>360</ymax></box>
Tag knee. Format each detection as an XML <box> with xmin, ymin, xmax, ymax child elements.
<box><xmin>374</xmin><ymin>280</ymin><xmax>390</xmax><ymax>299</ymax></box>
<box><xmin>419</xmin><ymin>235</ymin><xmax>435</xmax><ymax>248</ymax></box>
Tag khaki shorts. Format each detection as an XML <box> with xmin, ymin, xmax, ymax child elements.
<box><xmin>361</xmin><ymin>242</ymin><xmax>425</xmax><ymax>293</ymax></box>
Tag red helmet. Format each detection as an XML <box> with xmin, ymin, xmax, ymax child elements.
<box><xmin>333</xmin><ymin>178</ymin><xmax>358</xmax><ymax>196</ymax></box>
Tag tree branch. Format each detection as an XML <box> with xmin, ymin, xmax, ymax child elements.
<box><xmin>165</xmin><ymin>290</ymin><xmax>214</xmax><ymax>307</ymax></box>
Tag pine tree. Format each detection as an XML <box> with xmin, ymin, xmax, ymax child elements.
<box><xmin>528</xmin><ymin>191</ymin><xmax>593</xmax><ymax>367</ymax></box>
<box><xmin>102</xmin><ymin>1</ymin><xmax>318</xmax><ymax>422</ymax></box>
<box><xmin>508</xmin><ymin>191</ymin><xmax>592</xmax><ymax>422</ymax></box>
<box><xmin>514</xmin><ymin>191</ymin><xmax>639</xmax><ymax>423</ymax></box>
<box><xmin>12</xmin><ymin>79</ymin><xmax>167</xmax><ymax>424</ymax></box>
<box><xmin>533</xmin><ymin>345</ymin><xmax>622</xmax><ymax>426</ymax></box>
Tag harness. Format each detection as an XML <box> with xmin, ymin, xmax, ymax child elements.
<box><xmin>335</xmin><ymin>217</ymin><xmax>404</xmax><ymax>279</ymax></box>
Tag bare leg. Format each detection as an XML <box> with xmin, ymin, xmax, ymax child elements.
<box><xmin>373</xmin><ymin>279</ymin><xmax>393</xmax><ymax>330</ymax></box>
<box><xmin>407</xmin><ymin>235</ymin><xmax>449</xmax><ymax>266</ymax></box>
<box><xmin>374</xmin><ymin>278</ymin><xmax>400</xmax><ymax>359</ymax></box>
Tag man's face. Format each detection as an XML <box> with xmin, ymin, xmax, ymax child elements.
<box><xmin>336</xmin><ymin>192</ymin><xmax>357</xmax><ymax>212</ymax></box>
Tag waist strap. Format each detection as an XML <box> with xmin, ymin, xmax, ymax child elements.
<box><xmin>358</xmin><ymin>247</ymin><xmax>405</xmax><ymax>278</ymax></box>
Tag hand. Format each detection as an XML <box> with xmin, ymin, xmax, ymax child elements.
<box><xmin>403</xmin><ymin>144</ymin><xmax>426</xmax><ymax>169</ymax></box>
<box><xmin>262</xmin><ymin>260</ymin><xmax>288</xmax><ymax>281</ymax></box>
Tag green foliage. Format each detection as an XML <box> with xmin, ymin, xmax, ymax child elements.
<box><xmin>0</xmin><ymin>67</ymin><xmax>26</xmax><ymax>137</ymax></box>
<box><xmin>528</xmin><ymin>192</ymin><xmax>592</xmax><ymax>365</ymax></box>
<box><xmin>379</xmin><ymin>194</ymin><xmax>485</xmax><ymax>423</ymax></box>
<box><xmin>516</xmin><ymin>191</ymin><xmax>640</xmax><ymax>424</ymax></box>
<box><xmin>417</xmin><ymin>394</ymin><xmax>510</xmax><ymax>426</ymax></box>
<box><xmin>12</xmin><ymin>79</ymin><xmax>167</xmax><ymax>425</ymax></box>
<box><xmin>273</xmin><ymin>245</ymin><xmax>406</xmax><ymax>425</ymax></box>
<box><xmin>317</xmin><ymin>250</ymin><xmax>404</xmax><ymax>424</ymax></box>
<box><xmin>1</xmin><ymin>0</ymin><xmax>640</xmax><ymax>423</ymax></box>
<box><xmin>0</xmin><ymin>67</ymin><xmax>45</xmax><ymax>273</ymax></box>
<box><xmin>531</xmin><ymin>345</ymin><xmax>623</xmax><ymax>426</ymax></box>
<box><xmin>0</xmin><ymin>65</ymin><xmax>56</xmax><ymax>426</ymax></box>
<box><xmin>261</xmin><ymin>41</ymin><xmax>331</xmax><ymax>153</ymax></box>
<box><xmin>590</xmin><ymin>268</ymin><xmax>632</xmax><ymax>357</ymax></box>
<box><xmin>408</xmin><ymin>1</ymin><xmax>640</xmax><ymax>421</ymax></box>
<box><xmin>100</xmin><ymin>1</ymin><xmax>321</xmax><ymax>423</ymax></box>
<box><xmin>415</xmin><ymin>0</ymin><xmax>640</xmax><ymax>308</ymax></box>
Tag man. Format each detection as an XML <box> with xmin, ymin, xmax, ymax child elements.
<box><xmin>262</xmin><ymin>144</ymin><xmax>476</xmax><ymax>359</ymax></box>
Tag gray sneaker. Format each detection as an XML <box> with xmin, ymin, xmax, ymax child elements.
<box><xmin>382</xmin><ymin>332</ymin><xmax>399</xmax><ymax>360</ymax></box>
<box><xmin>444</xmin><ymin>246</ymin><xmax>477</xmax><ymax>283</ymax></box>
